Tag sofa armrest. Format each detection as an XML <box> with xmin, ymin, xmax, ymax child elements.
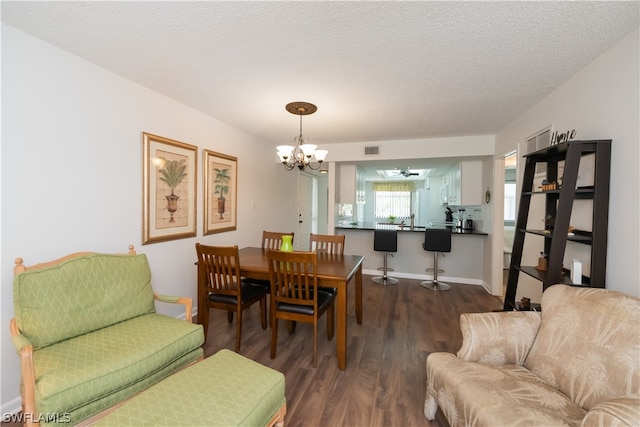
<box><xmin>581</xmin><ymin>394</ymin><xmax>640</xmax><ymax>427</ymax></box>
<box><xmin>456</xmin><ymin>311</ymin><xmax>541</xmax><ymax>365</ymax></box>
<box><xmin>10</xmin><ymin>318</ymin><xmax>37</xmax><ymax>427</ymax></box>
<box><xmin>154</xmin><ymin>293</ymin><xmax>193</xmax><ymax>323</ymax></box>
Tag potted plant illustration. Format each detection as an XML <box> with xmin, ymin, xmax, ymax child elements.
<box><xmin>214</xmin><ymin>167</ymin><xmax>230</xmax><ymax>220</ymax></box>
<box><xmin>158</xmin><ymin>158</ymin><xmax>187</xmax><ymax>223</ymax></box>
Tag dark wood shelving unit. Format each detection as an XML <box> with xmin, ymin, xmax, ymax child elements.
<box><xmin>503</xmin><ymin>139</ymin><xmax>611</xmax><ymax>311</ymax></box>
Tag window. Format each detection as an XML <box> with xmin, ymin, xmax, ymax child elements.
<box><xmin>373</xmin><ymin>182</ymin><xmax>414</xmax><ymax>219</ymax></box>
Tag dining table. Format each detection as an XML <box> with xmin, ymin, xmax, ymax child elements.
<box><xmin>237</xmin><ymin>246</ymin><xmax>364</xmax><ymax>370</ymax></box>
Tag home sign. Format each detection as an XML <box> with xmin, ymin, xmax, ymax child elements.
<box><xmin>550</xmin><ymin>129</ymin><xmax>577</xmax><ymax>146</ymax></box>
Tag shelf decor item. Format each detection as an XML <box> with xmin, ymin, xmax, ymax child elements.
<box><xmin>203</xmin><ymin>150</ymin><xmax>237</xmax><ymax>235</ymax></box>
<box><xmin>143</xmin><ymin>132</ymin><xmax>197</xmax><ymax>245</ymax></box>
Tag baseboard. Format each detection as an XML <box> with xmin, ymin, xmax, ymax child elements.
<box><xmin>363</xmin><ymin>268</ymin><xmax>484</xmax><ymax>286</ymax></box>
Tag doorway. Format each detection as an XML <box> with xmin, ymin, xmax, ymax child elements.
<box><xmin>297</xmin><ymin>173</ymin><xmax>317</xmax><ymax>250</ymax></box>
<box><xmin>503</xmin><ymin>151</ymin><xmax>517</xmax><ymax>294</ymax></box>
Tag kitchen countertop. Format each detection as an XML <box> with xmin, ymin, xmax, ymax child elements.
<box><xmin>335</xmin><ymin>222</ymin><xmax>488</xmax><ymax>235</ymax></box>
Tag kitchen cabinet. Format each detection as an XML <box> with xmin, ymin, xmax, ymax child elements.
<box><xmin>440</xmin><ymin>174</ymin><xmax>449</xmax><ymax>204</ymax></box>
<box><xmin>503</xmin><ymin>139</ymin><xmax>611</xmax><ymax>311</ymax></box>
<box><xmin>338</xmin><ymin>164</ymin><xmax>365</xmax><ymax>205</ymax></box>
<box><xmin>444</xmin><ymin>160</ymin><xmax>482</xmax><ymax>205</ymax></box>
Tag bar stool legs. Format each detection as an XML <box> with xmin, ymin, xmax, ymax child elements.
<box><xmin>372</xmin><ymin>252</ymin><xmax>398</xmax><ymax>286</ymax></box>
<box><xmin>420</xmin><ymin>252</ymin><xmax>450</xmax><ymax>291</ymax></box>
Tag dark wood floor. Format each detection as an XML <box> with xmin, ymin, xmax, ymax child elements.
<box><xmin>202</xmin><ymin>275</ymin><xmax>503</xmax><ymax>427</ymax></box>
<box><xmin>2</xmin><ymin>276</ymin><xmax>503</xmax><ymax>427</ymax></box>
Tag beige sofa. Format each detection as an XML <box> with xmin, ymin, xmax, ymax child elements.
<box><xmin>424</xmin><ymin>285</ymin><xmax>640</xmax><ymax>426</ymax></box>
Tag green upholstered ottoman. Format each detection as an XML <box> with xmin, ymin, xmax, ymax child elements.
<box><xmin>84</xmin><ymin>350</ymin><xmax>286</xmax><ymax>427</ymax></box>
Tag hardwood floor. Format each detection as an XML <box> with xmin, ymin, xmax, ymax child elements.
<box><xmin>1</xmin><ymin>276</ymin><xmax>503</xmax><ymax>427</ymax></box>
<box><xmin>202</xmin><ymin>275</ymin><xmax>504</xmax><ymax>427</ymax></box>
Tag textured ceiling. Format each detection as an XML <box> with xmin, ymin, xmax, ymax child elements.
<box><xmin>2</xmin><ymin>1</ymin><xmax>639</xmax><ymax>150</ymax></box>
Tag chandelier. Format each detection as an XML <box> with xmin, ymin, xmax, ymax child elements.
<box><xmin>277</xmin><ymin>102</ymin><xmax>328</xmax><ymax>171</ymax></box>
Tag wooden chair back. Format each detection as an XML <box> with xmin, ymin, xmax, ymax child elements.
<box><xmin>309</xmin><ymin>233</ymin><xmax>345</xmax><ymax>255</ymax></box>
<box><xmin>262</xmin><ymin>230</ymin><xmax>295</xmax><ymax>250</ymax></box>
<box><xmin>267</xmin><ymin>249</ymin><xmax>318</xmax><ymax>308</ymax></box>
<box><xmin>195</xmin><ymin>243</ymin><xmax>267</xmax><ymax>350</ymax></box>
<box><xmin>266</xmin><ymin>249</ymin><xmax>334</xmax><ymax>367</ymax></box>
<box><xmin>196</xmin><ymin>243</ymin><xmax>241</xmax><ymax>298</ymax></box>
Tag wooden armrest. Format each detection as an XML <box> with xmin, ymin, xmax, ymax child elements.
<box><xmin>10</xmin><ymin>318</ymin><xmax>37</xmax><ymax>427</ymax></box>
<box><xmin>153</xmin><ymin>294</ymin><xmax>193</xmax><ymax>323</ymax></box>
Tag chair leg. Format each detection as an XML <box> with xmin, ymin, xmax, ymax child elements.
<box><xmin>227</xmin><ymin>311</ymin><xmax>234</xmax><ymax>323</ymax></box>
<box><xmin>271</xmin><ymin>318</ymin><xmax>278</xmax><ymax>359</ymax></box>
<box><xmin>260</xmin><ymin>296</ymin><xmax>267</xmax><ymax>330</ymax></box>
<box><xmin>202</xmin><ymin>305</ymin><xmax>209</xmax><ymax>341</ymax></box>
<box><xmin>327</xmin><ymin>302</ymin><xmax>335</xmax><ymax>340</ymax></box>
<box><xmin>288</xmin><ymin>321</ymin><xmax>297</xmax><ymax>334</ymax></box>
<box><xmin>235</xmin><ymin>309</ymin><xmax>242</xmax><ymax>353</ymax></box>
<box><xmin>313</xmin><ymin>319</ymin><xmax>318</xmax><ymax>368</ymax></box>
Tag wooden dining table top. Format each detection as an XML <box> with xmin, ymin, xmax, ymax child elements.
<box><xmin>237</xmin><ymin>246</ymin><xmax>365</xmax><ymax>282</ymax></box>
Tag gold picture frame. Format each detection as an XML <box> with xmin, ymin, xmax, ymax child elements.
<box><xmin>142</xmin><ymin>132</ymin><xmax>197</xmax><ymax>244</ymax></box>
<box><xmin>204</xmin><ymin>149</ymin><xmax>237</xmax><ymax>235</ymax></box>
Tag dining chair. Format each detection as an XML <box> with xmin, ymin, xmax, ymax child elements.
<box><xmin>196</xmin><ymin>243</ymin><xmax>268</xmax><ymax>352</ymax></box>
<box><xmin>243</xmin><ymin>231</ymin><xmax>296</xmax><ymax>290</ymax></box>
<box><xmin>262</xmin><ymin>230</ymin><xmax>295</xmax><ymax>250</ymax></box>
<box><xmin>309</xmin><ymin>233</ymin><xmax>345</xmax><ymax>255</ymax></box>
<box><xmin>267</xmin><ymin>249</ymin><xmax>335</xmax><ymax>367</ymax></box>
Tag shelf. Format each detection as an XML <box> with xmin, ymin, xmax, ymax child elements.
<box><xmin>517</xmin><ymin>266</ymin><xmax>591</xmax><ymax>286</ymax></box>
<box><xmin>503</xmin><ymin>139</ymin><xmax>610</xmax><ymax>311</ymax></box>
<box><xmin>523</xmin><ymin>187</ymin><xmax>595</xmax><ymax>200</ymax></box>
<box><xmin>524</xmin><ymin>229</ymin><xmax>592</xmax><ymax>244</ymax></box>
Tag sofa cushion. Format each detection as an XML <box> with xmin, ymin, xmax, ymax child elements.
<box><xmin>34</xmin><ymin>313</ymin><xmax>204</xmax><ymax>416</ymax></box>
<box><xmin>14</xmin><ymin>253</ymin><xmax>156</xmax><ymax>349</ymax></box>
<box><xmin>426</xmin><ymin>352</ymin><xmax>587</xmax><ymax>426</ymax></box>
<box><xmin>525</xmin><ymin>285</ymin><xmax>640</xmax><ymax>410</ymax></box>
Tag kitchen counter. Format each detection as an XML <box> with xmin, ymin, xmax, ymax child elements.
<box><xmin>335</xmin><ymin>225</ymin><xmax>489</xmax><ymax>286</ymax></box>
<box><xmin>336</xmin><ymin>222</ymin><xmax>488</xmax><ymax>235</ymax></box>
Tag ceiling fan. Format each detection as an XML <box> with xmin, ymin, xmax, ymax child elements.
<box><xmin>376</xmin><ymin>167</ymin><xmax>426</xmax><ymax>179</ymax></box>
<box><xmin>398</xmin><ymin>168</ymin><xmax>419</xmax><ymax>177</ymax></box>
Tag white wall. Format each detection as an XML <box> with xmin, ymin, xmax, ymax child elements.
<box><xmin>1</xmin><ymin>25</ymin><xmax>298</xmax><ymax>413</ymax></box>
<box><xmin>494</xmin><ymin>28</ymin><xmax>640</xmax><ymax>301</ymax></box>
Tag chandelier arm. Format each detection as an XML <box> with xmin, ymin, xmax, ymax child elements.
<box><xmin>282</xmin><ymin>161</ymin><xmax>296</xmax><ymax>171</ymax></box>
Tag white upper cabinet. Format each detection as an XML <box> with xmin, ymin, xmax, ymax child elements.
<box><xmin>338</xmin><ymin>164</ymin><xmax>365</xmax><ymax>205</ymax></box>
<box><xmin>444</xmin><ymin>160</ymin><xmax>483</xmax><ymax>206</ymax></box>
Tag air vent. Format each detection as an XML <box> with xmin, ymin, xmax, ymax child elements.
<box><xmin>364</xmin><ymin>145</ymin><xmax>380</xmax><ymax>156</ymax></box>
<box><xmin>526</xmin><ymin>127</ymin><xmax>551</xmax><ymax>174</ymax></box>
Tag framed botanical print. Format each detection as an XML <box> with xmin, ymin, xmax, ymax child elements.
<box><xmin>142</xmin><ymin>132</ymin><xmax>197</xmax><ymax>244</ymax></box>
<box><xmin>204</xmin><ymin>149</ymin><xmax>237</xmax><ymax>235</ymax></box>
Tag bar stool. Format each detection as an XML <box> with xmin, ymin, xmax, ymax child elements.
<box><xmin>420</xmin><ymin>228</ymin><xmax>451</xmax><ymax>291</ymax></box>
<box><xmin>372</xmin><ymin>229</ymin><xmax>398</xmax><ymax>286</ymax></box>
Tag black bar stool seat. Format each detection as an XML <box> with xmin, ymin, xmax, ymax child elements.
<box><xmin>372</xmin><ymin>229</ymin><xmax>398</xmax><ymax>286</ymax></box>
<box><xmin>421</xmin><ymin>228</ymin><xmax>452</xmax><ymax>291</ymax></box>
